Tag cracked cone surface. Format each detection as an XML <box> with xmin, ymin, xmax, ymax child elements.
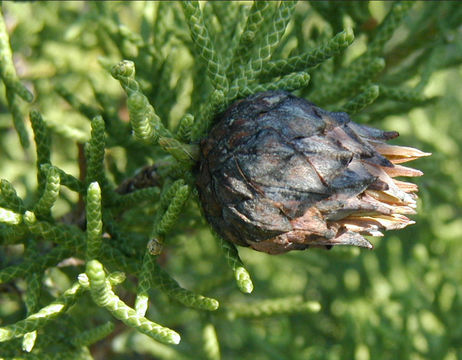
<box><xmin>197</xmin><ymin>91</ymin><xmax>430</xmax><ymax>254</ymax></box>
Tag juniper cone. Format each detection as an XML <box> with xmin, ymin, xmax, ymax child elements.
<box><xmin>197</xmin><ymin>91</ymin><xmax>430</xmax><ymax>254</ymax></box>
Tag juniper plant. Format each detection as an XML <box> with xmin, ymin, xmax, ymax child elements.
<box><xmin>0</xmin><ymin>2</ymin><xmax>461</xmax><ymax>359</ymax></box>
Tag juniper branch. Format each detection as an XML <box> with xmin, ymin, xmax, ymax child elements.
<box><xmin>215</xmin><ymin>234</ymin><xmax>253</xmax><ymax>294</ymax></box>
<box><xmin>0</xmin><ymin>282</ymin><xmax>84</xmax><ymax>342</ymax></box>
<box><xmin>153</xmin><ymin>183</ymin><xmax>191</xmax><ymax>237</ymax></box>
<box><xmin>260</xmin><ymin>28</ymin><xmax>355</xmax><ymax>78</ymax></box>
<box><xmin>368</xmin><ymin>1</ymin><xmax>414</xmax><ymax>56</ymax></box>
<box><xmin>23</xmin><ymin>211</ymin><xmax>85</xmax><ymax>251</ymax></box>
<box><xmin>0</xmin><ymin>179</ymin><xmax>25</xmax><ymax>213</ymax></box>
<box><xmin>191</xmin><ymin>89</ymin><xmax>226</xmax><ymax>142</ymax></box>
<box><xmin>181</xmin><ymin>1</ymin><xmax>229</xmax><ymax>92</ymax></box>
<box><xmin>33</xmin><ymin>166</ymin><xmax>60</xmax><ymax>219</ymax></box>
<box><xmin>117</xmin><ymin>61</ymin><xmax>174</xmax><ymax>147</ymax></box>
<box><xmin>110</xmin><ymin>60</ymin><xmax>139</xmax><ymax>94</ymax></box>
<box><xmin>127</xmin><ymin>92</ymin><xmax>162</xmax><ymax>144</ymax></box>
<box><xmin>30</xmin><ymin>111</ymin><xmax>51</xmax><ymax>193</ymax></box>
<box><xmin>311</xmin><ymin>57</ymin><xmax>385</xmax><ymax>105</ymax></box>
<box><xmin>158</xmin><ymin>137</ymin><xmax>199</xmax><ymax>165</ymax></box>
<box><xmin>86</xmin><ymin>259</ymin><xmax>181</xmax><ymax>345</ymax></box>
<box><xmin>226</xmin><ymin>1</ymin><xmax>273</xmax><ymax>80</ymax></box>
<box><xmin>248</xmin><ymin>1</ymin><xmax>297</xmax><ymax>77</ymax></box>
<box><xmin>86</xmin><ymin>182</ymin><xmax>102</xmax><ymax>260</ymax></box>
<box><xmin>239</xmin><ymin>71</ymin><xmax>310</xmax><ymax>98</ymax></box>
<box><xmin>0</xmin><ymin>245</ymin><xmax>72</xmax><ymax>285</ymax></box>
<box><xmin>5</xmin><ymin>90</ymin><xmax>29</xmax><ymax>148</ymax></box>
<box><xmin>175</xmin><ymin>113</ymin><xmax>194</xmax><ymax>143</ymax></box>
<box><xmin>87</xmin><ymin>116</ymin><xmax>112</xmax><ymax>199</ymax></box>
<box><xmin>226</xmin><ymin>296</ymin><xmax>321</xmax><ymax>319</ymax></box>
<box><xmin>71</xmin><ymin>321</ymin><xmax>114</xmax><ymax>348</ymax></box>
<box><xmin>138</xmin><ymin>252</ymin><xmax>219</xmax><ymax>313</ymax></box>
<box><xmin>228</xmin><ymin>1</ymin><xmax>296</xmax><ymax>94</ymax></box>
<box><xmin>342</xmin><ymin>84</ymin><xmax>380</xmax><ymax>114</ymax></box>
<box><xmin>379</xmin><ymin>85</ymin><xmax>429</xmax><ymax>103</ymax></box>
<box><xmin>22</xmin><ymin>242</ymin><xmax>42</xmax><ymax>352</ymax></box>
<box><xmin>40</xmin><ymin>164</ymin><xmax>84</xmax><ymax>194</ymax></box>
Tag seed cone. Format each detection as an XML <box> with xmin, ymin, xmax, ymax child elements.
<box><xmin>197</xmin><ymin>91</ymin><xmax>430</xmax><ymax>254</ymax></box>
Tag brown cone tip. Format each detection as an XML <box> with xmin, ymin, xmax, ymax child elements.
<box><xmin>197</xmin><ymin>91</ymin><xmax>430</xmax><ymax>254</ymax></box>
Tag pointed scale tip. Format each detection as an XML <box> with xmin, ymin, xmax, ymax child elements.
<box><xmin>384</xmin><ymin>165</ymin><xmax>424</xmax><ymax>178</ymax></box>
<box><xmin>373</xmin><ymin>143</ymin><xmax>432</xmax><ymax>164</ymax></box>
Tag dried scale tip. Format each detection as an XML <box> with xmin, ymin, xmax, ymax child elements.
<box><xmin>196</xmin><ymin>91</ymin><xmax>431</xmax><ymax>255</ymax></box>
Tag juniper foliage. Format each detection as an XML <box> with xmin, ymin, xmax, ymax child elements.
<box><xmin>1</xmin><ymin>1</ymin><xmax>462</xmax><ymax>359</ymax></box>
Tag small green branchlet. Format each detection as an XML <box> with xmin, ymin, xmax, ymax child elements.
<box><xmin>216</xmin><ymin>233</ymin><xmax>254</xmax><ymax>294</ymax></box>
<box><xmin>86</xmin><ymin>259</ymin><xmax>181</xmax><ymax>345</ymax></box>
<box><xmin>86</xmin><ymin>181</ymin><xmax>103</xmax><ymax>260</ymax></box>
